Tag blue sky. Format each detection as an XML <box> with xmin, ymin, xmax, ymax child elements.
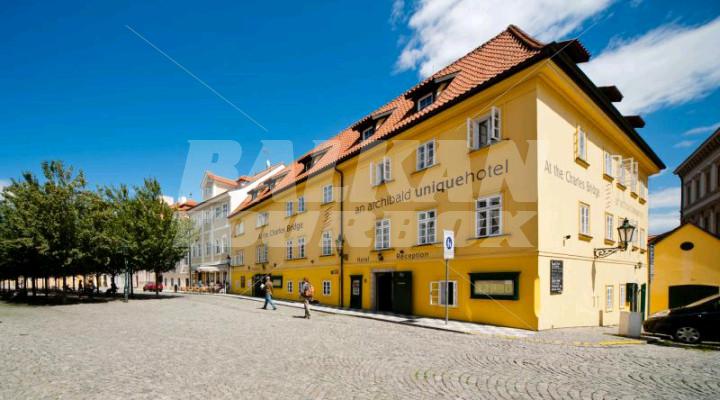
<box><xmin>1</xmin><ymin>1</ymin><xmax>719</xmax><ymax>233</ymax></box>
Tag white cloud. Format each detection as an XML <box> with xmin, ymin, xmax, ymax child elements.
<box><xmin>0</xmin><ymin>179</ymin><xmax>9</xmax><ymax>199</ymax></box>
<box><xmin>683</xmin><ymin>122</ymin><xmax>720</xmax><ymax>136</ymax></box>
<box><xmin>673</xmin><ymin>139</ymin><xmax>696</xmax><ymax>149</ymax></box>
<box><xmin>395</xmin><ymin>0</ymin><xmax>613</xmax><ymax>77</ymax></box>
<box><xmin>649</xmin><ymin>186</ymin><xmax>680</xmax><ymax>209</ymax></box>
<box><xmin>649</xmin><ymin>186</ymin><xmax>680</xmax><ymax>234</ymax></box>
<box><xmin>582</xmin><ymin>17</ymin><xmax>720</xmax><ymax>114</ymax></box>
<box><xmin>649</xmin><ymin>209</ymin><xmax>680</xmax><ymax>235</ymax></box>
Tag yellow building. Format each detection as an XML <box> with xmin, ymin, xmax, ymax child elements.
<box><xmin>648</xmin><ymin>223</ymin><xmax>720</xmax><ymax>315</ymax></box>
<box><xmin>228</xmin><ymin>26</ymin><xmax>664</xmax><ymax>330</ymax></box>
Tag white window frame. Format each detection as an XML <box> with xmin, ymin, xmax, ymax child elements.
<box><xmin>236</xmin><ymin>250</ymin><xmax>244</xmax><ymax>266</ymax></box>
<box><xmin>416</xmin><ymin>139</ymin><xmax>436</xmax><ymax>171</ymax></box>
<box><xmin>579</xmin><ymin>203</ymin><xmax>591</xmax><ymax>236</ymax></box>
<box><xmin>286</xmin><ymin>201</ymin><xmax>293</xmax><ymax>217</ymax></box>
<box><xmin>417</xmin><ymin>209</ymin><xmax>437</xmax><ymax>245</ymax></box>
<box><xmin>286</xmin><ymin>239</ymin><xmax>293</xmax><ymax>260</ymax></box>
<box><xmin>287</xmin><ymin>280</ymin><xmax>293</xmax><ymax>293</ymax></box>
<box><xmin>576</xmin><ymin>126</ymin><xmax>587</xmax><ymax>162</ymax></box>
<box><xmin>371</xmin><ymin>157</ymin><xmax>392</xmax><ymax>186</ymax></box>
<box><xmin>256</xmin><ymin>212</ymin><xmax>269</xmax><ymax>227</ymax></box>
<box><xmin>235</xmin><ymin>221</ymin><xmax>245</xmax><ymax>236</ymax></box>
<box><xmin>375</xmin><ymin>219</ymin><xmax>391</xmax><ymax>250</ymax></box>
<box><xmin>605</xmin><ymin>213</ymin><xmax>614</xmax><ymax>241</ymax></box>
<box><xmin>606</xmin><ymin>285</ymin><xmax>614</xmax><ymax>312</ymax></box>
<box><xmin>603</xmin><ymin>150</ymin><xmax>613</xmax><ymax>177</ymax></box>
<box><xmin>222</xmin><ymin>203</ymin><xmax>229</xmax><ymax>217</ymax></box>
<box><xmin>475</xmin><ymin>194</ymin><xmax>502</xmax><ymax>237</ymax></box>
<box><xmin>362</xmin><ymin>126</ymin><xmax>375</xmax><ymax>141</ymax></box>
<box><xmin>467</xmin><ymin>107</ymin><xmax>501</xmax><ymax>150</ymax></box>
<box><xmin>417</xmin><ymin>92</ymin><xmax>434</xmax><ymax>111</ymax></box>
<box><xmin>322</xmin><ymin>280</ymin><xmax>331</xmax><ymax>296</ymax></box>
<box><xmin>619</xmin><ymin>284</ymin><xmax>626</xmax><ymax>310</ymax></box>
<box><xmin>256</xmin><ymin>244</ymin><xmax>268</xmax><ymax>263</ymax></box>
<box><xmin>298</xmin><ymin>237</ymin><xmax>306</xmax><ymax>258</ymax></box>
<box><xmin>321</xmin><ymin>230</ymin><xmax>333</xmax><ymax>256</ymax></box>
<box><xmin>297</xmin><ymin>196</ymin><xmax>305</xmax><ymax>213</ymax></box>
<box><xmin>639</xmin><ymin>228</ymin><xmax>646</xmax><ymax>250</ymax></box>
<box><xmin>430</xmin><ymin>280</ymin><xmax>457</xmax><ymax>307</ymax></box>
<box><xmin>322</xmin><ymin>185</ymin><xmax>333</xmax><ymax>204</ymax></box>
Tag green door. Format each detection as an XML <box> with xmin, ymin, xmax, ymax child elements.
<box><xmin>640</xmin><ymin>283</ymin><xmax>646</xmax><ymax>316</ymax></box>
<box><xmin>350</xmin><ymin>275</ymin><xmax>362</xmax><ymax>309</ymax></box>
<box><xmin>392</xmin><ymin>271</ymin><xmax>413</xmax><ymax>315</ymax></box>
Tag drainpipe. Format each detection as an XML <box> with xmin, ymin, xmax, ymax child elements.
<box><xmin>334</xmin><ymin>165</ymin><xmax>345</xmax><ymax>308</ymax></box>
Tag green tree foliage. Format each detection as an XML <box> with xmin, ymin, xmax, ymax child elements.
<box><xmin>0</xmin><ymin>161</ymin><xmax>188</xmax><ymax>298</ymax></box>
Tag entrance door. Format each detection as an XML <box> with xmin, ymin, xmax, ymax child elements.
<box><xmin>350</xmin><ymin>275</ymin><xmax>363</xmax><ymax>309</ymax></box>
<box><xmin>392</xmin><ymin>271</ymin><xmax>413</xmax><ymax>315</ymax></box>
<box><xmin>375</xmin><ymin>272</ymin><xmax>393</xmax><ymax>312</ymax></box>
<box><xmin>252</xmin><ymin>274</ymin><xmax>265</xmax><ymax>298</ymax></box>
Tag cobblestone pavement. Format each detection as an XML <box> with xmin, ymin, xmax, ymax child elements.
<box><xmin>1</xmin><ymin>294</ymin><xmax>718</xmax><ymax>400</ymax></box>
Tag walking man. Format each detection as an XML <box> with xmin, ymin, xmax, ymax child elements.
<box><xmin>261</xmin><ymin>276</ymin><xmax>277</xmax><ymax>310</ymax></box>
<box><xmin>300</xmin><ymin>277</ymin><xmax>314</xmax><ymax>319</ymax></box>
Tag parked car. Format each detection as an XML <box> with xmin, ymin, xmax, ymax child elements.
<box><xmin>143</xmin><ymin>282</ymin><xmax>164</xmax><ymax>292</ymax></box>
<box><xmin>643</xmin><ymin>294</ymin><xmax>720</xmax><ymax>344</ymax></box>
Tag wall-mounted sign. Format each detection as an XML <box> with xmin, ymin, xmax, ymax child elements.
<box><xmin>550</xmin><ymin>260</ymin><xmax>563</xmax><ymax>294</ymax></box>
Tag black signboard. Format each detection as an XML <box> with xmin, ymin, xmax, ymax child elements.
<box><xmin>550</xmin><ymin>260</ymin><xmax>563</xmax><ymax>294</ymax></box>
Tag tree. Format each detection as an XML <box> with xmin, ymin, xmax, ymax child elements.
<box><xmin>126</xmin><ymin>179</ymin><xmax>187</xmax><ymax>296</ymax></box>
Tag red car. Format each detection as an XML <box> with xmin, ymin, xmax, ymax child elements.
<box><xmin>143</xmin><ymin>282</ymin><xmax>164</xmax><ymax>292</ymax></box>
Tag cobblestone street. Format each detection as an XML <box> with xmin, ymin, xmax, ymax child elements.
<box><xmin>1</xmin><ymin>294</ymin><xmax>718</xmax><ymax>400</ymax></box>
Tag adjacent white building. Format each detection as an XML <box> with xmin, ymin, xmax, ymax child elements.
<box><xmin>188</xmin><ymin>165</ymin><xmax>284</xmax><ymax>289</ymax></box>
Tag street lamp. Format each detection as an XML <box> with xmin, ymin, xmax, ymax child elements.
<box><xmin>594</xmin><ymin>218</ymin><xmax>636</xmax><ymax>258</ymax></box>
<box><xmin>335</xmin><ymin>234</ymin><xmax>344</xmax><ymax>257</ymax></box>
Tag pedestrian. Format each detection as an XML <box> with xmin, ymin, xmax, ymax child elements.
<box><xmin>261</xmin><ymin>276</ymin><xmax>277</xmax><ymax>310</ymax></box>
<box><xmin>300</xmin><ymin>277</ymin><xmax>314</xmax><ymax>319</ymax></box>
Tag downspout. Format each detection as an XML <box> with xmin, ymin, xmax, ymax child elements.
<box><xmin>334</xmin><ymin>165</ymin><xmax>345</xmax><ymax>308</ymax></box>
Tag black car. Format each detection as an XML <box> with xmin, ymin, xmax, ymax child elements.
<box><xmin>643</xmin><ymin>294</ymin><xmax>720</xmax><ymax>344</ymax></box>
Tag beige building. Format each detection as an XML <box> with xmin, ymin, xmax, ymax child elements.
<box><xmin>676</xmin><ymin>127</ymin><xmax>720</xmax><ymax>235</ymax></box>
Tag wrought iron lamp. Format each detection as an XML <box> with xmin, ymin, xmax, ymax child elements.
<box><xmin>594</xmin><ymin>218</ymin><xmax>636</xmax><ymax>258</ymax></box>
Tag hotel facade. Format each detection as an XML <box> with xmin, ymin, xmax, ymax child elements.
<box><xmin>227</xmin><ymin>26</ymin><xmax>664</xmax><ymax>330</ymax></box>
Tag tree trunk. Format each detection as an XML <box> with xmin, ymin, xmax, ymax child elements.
<box><xmin>95</xmin><ymin>273</ymin><xmax>100</xmax><ymax>294</ymax></box>
<box><xmin>31</xmin><ymin>277</ymin><xmax>36</xmax><ymax>296</ymax></box>
<box><xmin>129</xmin><ymin>270</ymin><xmax>134</xmax><ymax>298</ymax></box>
<box><xmin>155</xmin><ymin>271</ymin><xmax>160</xmax><ymax>297</ymax></box>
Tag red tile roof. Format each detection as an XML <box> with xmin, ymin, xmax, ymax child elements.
<box><xmin>230</xmin><ymin>25</ymin><xmax>663</xmax><ymax>216</ymax></box>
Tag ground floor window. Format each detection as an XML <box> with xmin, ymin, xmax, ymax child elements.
<box><xmin>322</xmin><ymin>280</ymin><xmax>331</xmax><ymax>296</ymax></box>
<box><xmin>468</xmin><ymin>272</ymin><xmax>519</xmax><ymax>300</ymax></box>
<box><xmin>619</xmin><ymin>284</ymin><xmax>626</xmax><ymax>310</ymax></box>
<box><xmin>429</xmin><ymin>280</ymin><xmax>457</xmax><ymax>307</ymax></box>
<box><xmin>287</xmin><ymin>280</ymin><xmax>293</xmax><ymax>293</ymax></box>
<box><xmin>606</xmin><ymin>285</ymin><xmax>614</xmax><ymax>312</ymax></box>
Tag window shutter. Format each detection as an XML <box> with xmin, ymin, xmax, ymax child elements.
<box><xmin>417</xmin><ymin>145</ymin><xmax>424</xmax><ymax>170</ymax></box>
<box><xmin>369</xmin><ymin>162</ymin><xmax>375</xmax><ymax>186</ymax></box>
<box><xmin>490</xmin><ymin>107</ymin><xmax>501</xmax><ymax>142</ymax></box>
<box><xmin>467</xmin><ymin>118</ymin><xmax>473</xmax><ymax>149</ymax></box>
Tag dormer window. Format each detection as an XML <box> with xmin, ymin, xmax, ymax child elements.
<box><xmin>417</xmin><ymin>92</ymin><xmax>434</xmax><ymax>111</ymax></box>
<box><xmin>362</xmin><ymin>126</ymin><xmax>375</xmax><ymax>141</ymax></box>
<box><xmin>250</xmin><ymin>189</ymin><xmax>258</xmax><ymax>200</ymax></box>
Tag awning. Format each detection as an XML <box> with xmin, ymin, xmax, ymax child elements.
<box><xmin>196</xmin><ymin>266</ymin><xmax>222</xmax><ymax>273</ymax></box>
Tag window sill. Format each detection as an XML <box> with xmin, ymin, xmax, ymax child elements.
<box><xmin>575</xmin><ymin>157</ymin><xmax>589</xmax><ymax>169</ymax></box>
<box><xmin>604</xmin><ymin>239</ymin><xmax>616</xmax><ymax>246</ymax></box>
<box><xmin>467</xmin><ymin>141</ymin><xmax>500</xmax><ymax>154</ymax></box>
<box><xmin>321</xmin><ymin>201</ymin><xmax>334</xmax><ymax>206</ymax></box>
<box><xmin>413</xmin><ymin>241</ymin><xmax>439</xmax><ymax>247</ymax></box>
<box><xmin>603</xmin><ymin>174</ymin><xmax>614</xmax><ymax>182</ymax></box>
<box><xmin>616</xmin><ymin>182</ymin><xmax>627</xmax><ymax>191</ymax></box>
<box><xmin>578</xmin><ymin>233</ymin><xmax>593</xmax><ymax>242</ymax></box>
<box><xmin>630</xmin><ymin>192</ymin><xmax>638</xmax><ymax>199</ymax></box>
<box><xmin>371</xmin><ymin>247</ymin><xmax>394</xmax><ymax>252</ymax></box>
<box><xmin>412</xmin><ymin>163</ymin><xmax>439</xmax><ymax>175</ymax></box>
<box><xmin>319</xmin><ymin>254</ymin><xmax>335</xmax><ymax>258</ymax></box>
<box><xmin>372</xmin><ymin>179</ymin><xmax>394</xmax><ymax>188</ymax></box>
<box><xmin>638</xmin><ymin>198</ymin><xmax>646</xmax><ymax>205</ymax></box>
<box><xmin>430</xmin><ymin>304</ymin><xmax>458</xmax><ymax>308</ymax></box>
<box><xmin>467</xmin><ymin>233</ymin><xmax>508</xmax><ymax>241</ymax></box>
